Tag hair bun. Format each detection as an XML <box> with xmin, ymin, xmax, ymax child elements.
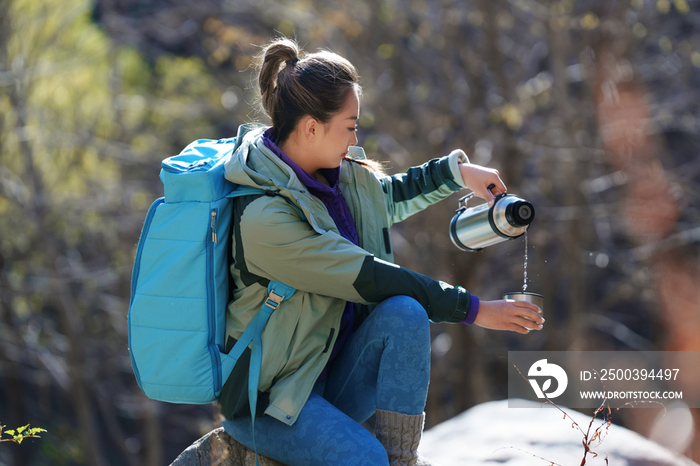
<box><xmin>254</xmin><ymin>37</ymin><xmax>360</xmax><ymax>147</ymax></box>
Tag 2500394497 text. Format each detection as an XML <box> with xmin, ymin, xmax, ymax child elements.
<box><xmin>580</xmin><ymin>369</ymin><xmax>680</xmax><ymax>381</ymax></box>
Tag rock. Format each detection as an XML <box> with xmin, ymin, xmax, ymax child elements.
<box><xmin>170</xmin><ymin>427</ymin><xmax>285</xmax><ymax>466</ymax></box>
<box><xmin>419</xmin><ymin>399</ymin><xmax>699</xmax><ymax>466</ymax></box>
<box><xmin>173</xmin><ymin>401</ymin><xmax>699</xmax><ymax>466</ymax></box>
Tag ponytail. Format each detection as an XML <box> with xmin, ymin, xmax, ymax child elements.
<box><xmin>343</xmin><ymin>155</ymin><xmax>386</xmax><ymax>175</ymax></box>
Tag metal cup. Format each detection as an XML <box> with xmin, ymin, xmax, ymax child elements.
<box><xmin>502</xmin><ymin>292</ymin><xmax>544</xmax><ymax>317</ymax></box>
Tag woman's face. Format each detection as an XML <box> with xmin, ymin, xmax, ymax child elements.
<box><xmin>314</xmin><ymin>90</ymin><xmax>360</xmax><ymax>171</ymax></box>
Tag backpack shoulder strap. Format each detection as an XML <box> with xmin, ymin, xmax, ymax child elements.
<box><xmin>226</xmin><ymin>186</ymin><xmax>266</xmax><ymax>198</ymax></box>
<box><xmin>220</xmin><ymin>281</ymin><xmax>296</xmax><ymax>466</ymax></box>
<box><xmin>248</xmin><ymin>282</ymin><xmax>295</xmax><ymax>464</ymax></box>
<box><xmin>219</xmin><ymin>281</ymin><xmax>295</xmax><ymax>376</ymax></box>
<box><xmin>227</xmin><ymin>186</ymin><xmax>307</xmax><ymax>222</ymax></box>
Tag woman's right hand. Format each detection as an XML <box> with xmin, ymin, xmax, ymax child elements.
<box><xmin>474</xmin><ymin>300</ymin><xmax>544</xmax><ymax>334</ymax></box>
<box><xmin>458</xmin><ymin>163</ymin><xmax>507</xmax><ymax>207</ymax></box>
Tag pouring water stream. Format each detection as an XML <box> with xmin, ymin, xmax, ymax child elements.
<box><xmin>523</xmin><ymin>230</ymin><xmax>528</xmax><ymax>292</ymax></box>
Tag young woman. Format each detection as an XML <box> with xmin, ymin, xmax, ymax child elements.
<box><xmin>218</xmin><ymin>38</ymin><xmax>544</xmax><ymax>466</ymax></box>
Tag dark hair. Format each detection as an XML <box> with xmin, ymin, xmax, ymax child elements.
<box><xmin>255</xmin><ymin>37</ymin><xmax>362</xmax><ymax>145</ymax></box>
<box><xmin>254</xmin><ymin>37</ymin><xmax>384</xmax><ymax>173</ymax></box>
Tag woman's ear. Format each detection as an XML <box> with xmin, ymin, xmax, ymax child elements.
<box><xmin>302</xmin><ymin>116</ymin><xmax>318</xmax><ymax>142</ymax></box>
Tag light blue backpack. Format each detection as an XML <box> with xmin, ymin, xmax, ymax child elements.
<box><xmin>128</xmin><ymin>131</ymin><xmax>295</xmax><ymax>413</ymax></box>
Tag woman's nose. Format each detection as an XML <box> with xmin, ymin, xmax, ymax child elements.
<box><xmin>350</xmin><ymin>131</ymin><xmax>358</xmax><ymax>146</ymax></box>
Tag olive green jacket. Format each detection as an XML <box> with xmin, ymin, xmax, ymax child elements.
<box><xmin>220</xmin><ymin>123</ymin><xmax>472</xmax><ymax>426</ymax></box>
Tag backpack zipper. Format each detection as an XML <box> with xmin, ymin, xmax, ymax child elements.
<box><xmin>161</xmin><ymin>158</ymin><xmax>212</xmax><ymax>173</ymax></box>
<box><xmin>211</xmin><ymin>210</ymin><xmax>218</xmax><ymax>243</ymax></box>
<box><xmin>206</xmin><ymin>207</ymin><xmax>221</xmax><ymax>393</ymax></box>
<box><xmin>128</xmin><ymin>197</ymin><xmax>165</xmax><ymax>390</ymax></box>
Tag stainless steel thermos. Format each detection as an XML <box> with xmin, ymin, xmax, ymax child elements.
<box><xmin>450</xmin><ymin>185</ymin><xmax>535</xmax><ymax>252</ymax></box>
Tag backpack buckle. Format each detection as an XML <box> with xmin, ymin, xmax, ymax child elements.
<box><xmin>264</xmin><ymin>290</ymin><xmax>284</xmax><ymax>310</ymax></box>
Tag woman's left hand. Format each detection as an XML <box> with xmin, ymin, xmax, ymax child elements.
<box><xmin>474</xmin><ymin>300</ymin><xmax>544</xmax><ymax>334</ymax></box>
<box><xmin>459</xmin><ymin>163</ymin><xmax>507</xmax><ymax>207</ymax></box>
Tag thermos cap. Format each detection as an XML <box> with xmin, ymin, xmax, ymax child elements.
<box><xmin>507</xmin><ymin>200</ymin><xmax>535</xmax><ymax>226</ymax></box>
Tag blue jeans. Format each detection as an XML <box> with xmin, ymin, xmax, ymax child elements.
<box><xmin>221</xmin><ymin>295</ymin><xmax>431</xmax><ymax>466</ymax></box>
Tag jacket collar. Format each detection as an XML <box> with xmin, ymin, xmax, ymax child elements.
<box><xmin>225</xmin><ymin>124</ymin><xmax>368</xmax><ymax>194</ymax></box>
<box><xmin>224</xmin><ymin>124</ymin><xmax>306</xmax><ymax>193</ymax></box>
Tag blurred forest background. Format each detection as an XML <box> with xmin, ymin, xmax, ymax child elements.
<box><xmin>2</xmin><ymin>0</ymin><xmax>700</xmax><ymax>464</ymax></box>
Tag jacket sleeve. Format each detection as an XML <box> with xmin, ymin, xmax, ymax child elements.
<box><xmin>380</xmin><ymin>149</ymin><xmax>469</xmax><ymax>226</ymax></box>
<box><xmin>238</xmin><ymin>196</ymin><xmax>471</xmax><ymax>324</ymax></box>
